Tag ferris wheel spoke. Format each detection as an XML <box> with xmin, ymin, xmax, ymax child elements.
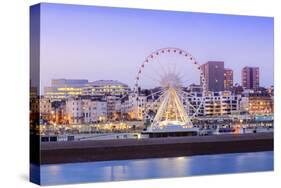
<box><xmin>142</xmin><ymin>73</ymin><xmax>161</xmax><ymax>86</ymax></box>
<box><xmin>174</xmin><ymin>88</ymin><xmax>198</xmax><ymax>112</ymax></box>
<box><xmin>167</xmin><ymin>60</ymin><xmax>180</xmax><ymax>77</ymax></box>
<box><xmin>166</xmin><ymin>62</ymin><xmax>174</xmax><ymax>75</ymax></box>
<box><xmin>180</xmin><ymin>78</ymin><xmax>195</xmax><ymax>85</ymax></box>
<box><xmin>146</xmin><ymin>65</ymin><xmax>164</xmax><ymax>82</ymax></box>
<box><xmin>144</xmin><ymin>90</ymin><xmax>167</xmax><ymax>112</ymax></box>
<box><xmin>177</xmin><ymin>72</ymin><xmax>185</xmax><ymax>81</ymax></box>
<box><xmin>134</xmin><ymin>47</ymin><xmax>206</xmax><ymax>124</ymax></box>
<box><xmin>146</xmin><ymin>57</ymin><xmax>167</xmax><ymax>80</ymax></box>
<box><xmin>185</xmin><ymin>100</ymin><xmax>198</xmax><ymax>111</ymax></box>
<box><xmin>173</xmin><ymin>61</ymin><xmax>184</xmax><ymax>75</ymax></box>
<box><xmin>176</xmin><ymin>88</ymin><xmax>194</xmax><ymax>97</ymax></box>
<box><xmin>177</xmin><ymin>88</ymin><xmax>203</xmax><ymax>116</ymax></box>
<box><xmin>145</xmin><ymin>89</ymin><xmax>166</xmax><ymax>98</ymax></box>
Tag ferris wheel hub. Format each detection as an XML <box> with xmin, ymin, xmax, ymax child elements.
<box><xmin>160</xmin><ymin>72</ymin><xmax>182</xmax><ymax>89</ymax></box>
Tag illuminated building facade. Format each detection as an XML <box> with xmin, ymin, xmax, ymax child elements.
<box><xmin>224</xmin><ymin>68</ymin><xmax>233</xmax><ymax>91</ymax></box>
<box><xmin>203</xmin><ymin>91</ymin><xmax>240</xmax><ymax>116</ymax></box>
<box><xmin>240</xmin><ymin>93</ymin><xmax>273</xmax><ymax>115</ymax></box>
<box><xmin>123</xmin><ymin>94</ymin><xmax>141</xmax><ymax>120</ymax></box>
<box><xmin>242</xmin><ymin>67</ymin><xmax>259</xmax><ymax>90</ymax></box>
<box><xmin>50</xmin><ymin>101</ymin><xmax>66</xmax><ymax>125</ymax></box>
<box><xmin>65</xmin><ymin>97</ymin><xmax>107</xmax><ymax>124</ymax></box>
<box><xmin>106</xmin><ymin>96</ymin><xmax>122</xmax><ymax>120</ymax></box>
<box><xmin>44</xmin><ymin>79</ymin><xmax>88</xmax><ymax>100</ymax></box>
<box><xmin>200</xmin><ymin>61</ymin><xmax>225</xmax><ymax>92</ymax></box>
<box><xmin>83</xmin><ymin>80</ymin><xmax>130</xmax><ymax>96</ymax></box>
<box><xmin>184</xmin><ymin>91</ymin><xmax>239</xmax><ymax>117</ymax></box>
<box><xmin>267</xmin><ymin>85</ymin><xmax>274</xmax><ymax>96</ymax></box>
<box><xmin>39</xmin><ymin>97</ymin><xmax>52</xmax><ymax>121</ymax></box>
<box><xmin>130</xmin><ymin>94</ymin><xmax>147</xmax><ymax>120</ymax></box>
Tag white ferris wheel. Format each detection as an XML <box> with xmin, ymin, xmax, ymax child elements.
<box><xmin>133</xmin><ymin>47</ymin><xmax>207</xmax><ymax>130</ymax></box>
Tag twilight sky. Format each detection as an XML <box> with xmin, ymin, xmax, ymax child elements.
<box><xmin>39</xmin><ymin>3</ymin><xmax>274</xmax><ymax>91</ymax></box>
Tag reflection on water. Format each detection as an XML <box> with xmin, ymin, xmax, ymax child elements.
<box><xmin>39</xmin><ymin>151</ymin><xmax>273</xmax><ymax>185</ymax></box>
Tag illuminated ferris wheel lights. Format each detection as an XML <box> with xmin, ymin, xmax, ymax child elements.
<box><xmin>134</xmin><ymin>47</ymin><xmax>207</xmax><ymax>130</ymax></box>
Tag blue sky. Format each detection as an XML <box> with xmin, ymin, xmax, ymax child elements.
<box><xmin>38</xmin><ymin>3</ymin><xmax>274</xmax><ymax>90</ymax></box>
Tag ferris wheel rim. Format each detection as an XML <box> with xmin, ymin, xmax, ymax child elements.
<box><xmin>134</xmin><ymin>47</ymin><xmax>207</xmax><ymax>118</ymax></box>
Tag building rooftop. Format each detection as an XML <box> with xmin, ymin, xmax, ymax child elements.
<box><xmin>88</xmin><ymin>80</ymin><xmax>129</xmax><ymax>87</ymax></box>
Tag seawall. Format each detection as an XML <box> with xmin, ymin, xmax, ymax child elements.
<box><xmin>40</xmin><ymin>133</ymin><xmax>273</xmax><ymax>164</ymax></box>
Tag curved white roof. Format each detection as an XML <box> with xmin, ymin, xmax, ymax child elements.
<box><xmin>88</xmin><ymin>80</ymin><xmax>128</xmax><ymax>87</ymax></box>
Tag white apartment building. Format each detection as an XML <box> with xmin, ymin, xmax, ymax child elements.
<box><xmin>135</xmin><ymin>95</ymin><xmax>148</xmax><ymax>120</ymax></box>
<box><xmin>106</xmin><ymin>96</ymin><xmax>122</xmax><ymax>120</ymax></box>
<box><xmin>184</xmin><ymin>91</ymin><xmax>240</xmax><ymax>117</ymax></box>
<box><xmin>120</xmin><ymin>96</ymin><xmax>133</xmax><ymax>114</ymax></box>
<box><xmin>121</xmin><ymin>93</ymin><xmax>148</xmax><ymax>120</ymax></box>
<box><xmin>39</xmin><ymin>97</ymin><xmax>52</xmax><ymax>117</ymax></box>
<box><xmin>203</xmin><ymin>92</ymin><xmax>240</xmax><ymax>116</ymax></box>
<box><xmin>65</xmin><ymin>97</ymin><xmax>107</xmax><ymax>124</ymax></box>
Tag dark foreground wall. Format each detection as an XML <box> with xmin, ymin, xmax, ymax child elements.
<box><xmin>40</xmin><ymin>133</ymin><xmax>273</xmax><ymax>164</ymax></box>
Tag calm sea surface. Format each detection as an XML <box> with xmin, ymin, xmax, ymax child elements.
<box><xmin>38</xmin><ymin>151</ymin><xmax>273</xmax><ymax>185</ymax></box>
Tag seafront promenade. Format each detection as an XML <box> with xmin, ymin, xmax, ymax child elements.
<box><xmin>40</xmin><ymin>133</ymin><xmax>273</xmax><ymax>164</ymax></box>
